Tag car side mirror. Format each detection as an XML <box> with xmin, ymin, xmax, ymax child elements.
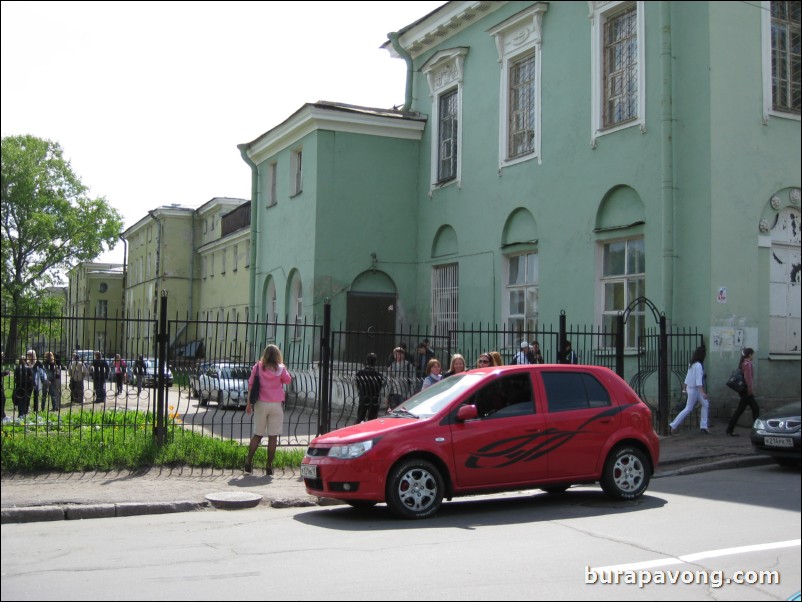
<box><xmin>456</xmin><ymin>404</ymin><xmax>479</xmax><ymax>422</ymax></box>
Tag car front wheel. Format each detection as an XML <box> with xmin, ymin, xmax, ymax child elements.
<box><xmin>600</xmin><ymin>446</ymin><xmax>650</xmax><ymax>500</ymax></box>
<box><xmin>386</xmin><ymin>459</ymin><xmax>444</xmax><ymax>519</ymax></box>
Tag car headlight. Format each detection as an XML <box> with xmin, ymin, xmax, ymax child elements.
<box><xmin>753</xmin><ymin>418</ymin><xmax>766</xmax><ymax>429</ymax></box>
<box><xmin>328</xmin><ymin>440</ymin><xmax>374</xmax><ymax>459</ymax></box>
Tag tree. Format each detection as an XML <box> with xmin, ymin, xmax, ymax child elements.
<box><xmin>1</xmin><ymin>135</ymin><xmax>124</xmax><ymax>358</ymax></box>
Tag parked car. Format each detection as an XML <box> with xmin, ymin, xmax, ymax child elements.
<box><xmin>195</xmin><ymin>362</ymin><xmax>252</xmax><ymax>409</ymax></box>
<box><xmin>750</xmin><ymin>400</ymin><xmax>801</xmax><ymax>467</ymax></box>
<box><xmin>188</xmin><ymin>362</ymin><xmax>214</xmax><ymax>398</ymax></box>
<box><xmin>302</xmin><ymin>364</ymin><xmax>660</xmax><ymax>519</ymax></box>
<box><xmin>126</xmin><ymin>358</ymin><xmax>174</xmax><ymax>388</ymax></box>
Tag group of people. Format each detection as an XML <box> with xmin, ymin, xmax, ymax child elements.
<box><xmin>669</xmin><ymin>346</ymin><xmax>759</xmax><ymax>435</ymax></box>
<box><xmin>5</xmin><ymin>350</ymin><xmax>152</xmax><ymax>416</ymax></box>
<box><xmin>11</xmin><ymin>350</ymin><xmax>62</xmax><ymax>416</ymax></box>
<box><xmin>351</xmin><ymin>338</ymin><xmax>581</xmax><ymax>423</ymax></box>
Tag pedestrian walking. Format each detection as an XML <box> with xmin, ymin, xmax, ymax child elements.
<box><xmin>670</xmin><ymin>346</ymin><xmax>710</xmax><ymax>434</ymax></box>
<box><xmin>726</xmin><ymin>348</ymin><xmax>759</xmax><ymax>436</ymax></box>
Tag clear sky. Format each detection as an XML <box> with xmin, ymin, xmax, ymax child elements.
<box><xmin>1</xmin><ymin>1</ymin><xmax>445</xmax><ymax>263</ymax></box>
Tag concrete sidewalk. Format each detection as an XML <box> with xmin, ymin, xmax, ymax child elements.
<box><xmin>0</xmin><ymin>426</ymin><xmax>772</xmax><ymax>524</ymax></box>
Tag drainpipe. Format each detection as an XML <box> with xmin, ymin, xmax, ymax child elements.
<box><xmin>238</xmin><ymin>144</ymin><xmax>259</xmax><ymax>349</ymax></box>
<box><xmin>660</xmin><ymin>2</ymin><xmax>675</xmax><ymax>322</ymax></box>
<box><xmin>388</xmin><ymin>32</ymin><xmax>413</xmax><ymax>112</ymax></box>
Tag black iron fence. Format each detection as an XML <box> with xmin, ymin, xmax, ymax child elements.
<box><xmin>2</xmin><ymin>299</ymin><xmax>704</xmax><ymax>451</ymax></box>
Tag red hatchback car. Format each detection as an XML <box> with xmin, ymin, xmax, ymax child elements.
<box><xmin>302</xmin><ymin>365</ymin><xmax>660</xmax><ymax>519</ymax></box>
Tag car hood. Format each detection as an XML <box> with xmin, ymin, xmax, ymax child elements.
<box><xmin>311</xmin><ymin>417</ymin><xmax>418</xmax><ymax>445</ymax></box>
<box><xmin>760</xmin><ymin>401</ymin><xmax>801</xmax><ymax>420</ymax></box>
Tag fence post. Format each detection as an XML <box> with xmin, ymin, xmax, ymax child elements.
<box><xmin>615</xmin><ymin>313</ymin><xmax>625</xmax><ymax>378</ymax></box>
<box><xmin>154</xmin><ymin>291</ymin><xmax>168</xmax><ymax>446</ymax></box>
<box><xmin>558</xmin><ymin>311</ymin><xmax>566</xmax><ymax>363</ymax></box>
<box><xmin>658</xmin><ymin>314</ymin><xmax>668</xmax><ymax>436</ymax></box>
<box><xmin>319</xmin><ymin>302</ymin><xmax>331</xmax><ymax>435</ymax></box>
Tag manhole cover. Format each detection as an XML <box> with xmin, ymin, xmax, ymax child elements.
<box><xmin>205</xmin><ymin>491</ymin><xmax>263</xmax><ymax>510</ymax></box>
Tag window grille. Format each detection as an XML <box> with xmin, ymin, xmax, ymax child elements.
<box><xmin>438</xmin><ymin>90</ymin><xmax>458</xmax><ymax>183</ymax></box>
<box><xmin>603</xmin><ymin>5</ymin><xmax>638</xmax><ymax>128</ymax></box>
<box><xmin>771</xmin><ymin>1</ymin><xmax>801</xmax><ymax>113</ymax></box>
<box><xmin>509</xmin><ymin>53</ymin><xmax>536</xmax><ymax>159</ymax></box>
<box><xmin>431</xmin><ymin>264</ymin><xmax>459</xmax><ymax>347</ymax></box>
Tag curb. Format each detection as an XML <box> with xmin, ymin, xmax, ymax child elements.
<box><xmin>655</xmin><ymin>455</ymin><xmax>773</xmax><ymax>478</ymax></box>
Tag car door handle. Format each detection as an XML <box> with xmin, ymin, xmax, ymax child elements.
<box><xmin>525</xmin><ymin>427</ymin><xmax>543</xmax><ymax>433</ymax></box>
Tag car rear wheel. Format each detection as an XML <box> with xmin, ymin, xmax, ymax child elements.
<box><xmin>600</xmin><ymin>446</ymin><xmax>650</xmax><ymax>500</ymax></box>
<box><xmin>217</xmin><ymin>391</ymin><xmax>227</xmax><ymax>410</ymax></box>
<box><xmin>386</xmin><ymin>459</ymin><xmax>444</xmax><ymax>520</ymax></box>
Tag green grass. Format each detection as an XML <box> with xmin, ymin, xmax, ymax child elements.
<box><xmin>0</xmin><ymin>408</ymin><xmax>305</xmax><ymax>473</ymax></box>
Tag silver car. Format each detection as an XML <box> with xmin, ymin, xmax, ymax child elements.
<box><xmin>196</xmin><ymin>363</ymin><xmax>252</xmax><ymax>409</ymax></box>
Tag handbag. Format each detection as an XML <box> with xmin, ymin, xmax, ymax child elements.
<box><xmin>249</xmin><ymin>367</ymin><xmax>260</xmax><ymax>403</ymax></box>
<box><xmin>726</xmin><ymin>368</ymin><xmax>746</xmax><ymax>394</ymax></box>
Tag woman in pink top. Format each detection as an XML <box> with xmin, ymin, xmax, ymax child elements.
<box><xmin>726</xmin><ymin>348</ymin><xmax>759</xmax><ymax>436</ymax></box>
<box><xmin>244</xmin><ymin>344</ymin><xmax>292</xmax><ymax>475</ymax></box>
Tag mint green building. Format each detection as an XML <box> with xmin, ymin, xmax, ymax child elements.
<box><xmin>241</xmin><ymin>1</ymin><xmax>800</xmax><ymax>404</ymax></box>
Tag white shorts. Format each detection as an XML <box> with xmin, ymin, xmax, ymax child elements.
<box><xmin>253</xmin><ymin>401</ymin><xmax>283</xmax><ymax>437</ymax></box>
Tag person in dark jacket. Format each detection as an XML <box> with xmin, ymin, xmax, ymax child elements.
<box><xmin>13</xmin><ymin>356</ymin><xmax>34</xmax><ymax>417</ymax></box>
<box><xmin>355</xmin><ymin>353</ymin><xmax>385</xmax><ymax>422</ymax></box>
<box><xmin>91</xmin><ymin>352</ymin><xmax>110</xmax><ymax>404</ymax></box>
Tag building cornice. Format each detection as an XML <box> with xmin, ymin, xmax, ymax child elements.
<box><xmin>381</xmin><ymin>1</ymin><xmax>507</xmax><ymax>60</ymax></box>
<box><xmin>241</xmin><ymin>102</ymin><xmax>426</xmax><ymax>166</ymax></box>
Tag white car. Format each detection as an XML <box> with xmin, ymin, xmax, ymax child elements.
<box><xmin>196</xmin><ymin>363</ymin><xmax>252</xmax><ymax>409</ymax></box>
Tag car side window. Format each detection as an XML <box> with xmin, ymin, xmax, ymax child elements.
<box><xmin>470</xmin><ymin>374</ymin><xmax>535</xmax><ymax>419</ymax></box>
<box><xmin>542</xmin><ymin>372</ymin><xmax>611</xmax><ymax>412</ymax></box>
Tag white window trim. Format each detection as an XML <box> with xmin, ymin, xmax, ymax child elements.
<box><xmin>489</xmin><ymin>3</ymin><xmax>548</xmax><ymax>169</ymax></box>
<box><xmin>761</xmin><ymin>1</ymin><xmax>802</xmax><ymax>123</ymax></box>
<box><xmin>503</xmin><ymin>252</ymin><xmax>540</xmax><ymax>340</ymax></box>
<box><xmin>290</xmin><ymin>148</ymin><xmax>303</xmax><ymax>197</ymax></box>
<box><xmin>268</xmin><ymin>162</ymin><xmax>278</xmax><ymax>206</ymax></box>
<box><xmin>595</xmin><ymin>236</ymin><xmax>645</xmax><ymax>350</ymax></box>
<box><xmin>422</xmin><ymin>48</ymin><xmax>468</xmax><ymax>194</ymax></box>
<box><xmin>589</xmin><ymin>1</ymin><xmax>646</xmax><ymax>148</ymax></box>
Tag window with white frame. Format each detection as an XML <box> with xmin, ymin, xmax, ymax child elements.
<box><xmin>266</xmin><ymin>279</ymin><xmax>277</xmax><ymax>340</ymax></box>
<box><xmin>506</xmin><ymin>253</ymin><xmax>539</xmax><ymax>338</ymax></box>
<box><xmin>96</xmin><ymin>300</ymin><xmax>108</xmax><ymax>319</ymax></box>
<box><xmin>438</xmin><ymin>90</ymin><xmax>458</xmax><ymax>182</ymax></box>
<box><xmin>210</xmin><ymin>253</ymin><xmax>215</xmax><ymax>277</ymax></box>
<box><xmin>489</xmin><ymin>3</ymin><xmax>547</xmax><ymax>167</ymax></box>
<box><xmin>599</xmin><ymin>237</ymin><xmax>645</xmax><ymax>349</ymax></box>
<box><xmin>769</xmin><ymin>207</ymin><xmax>801</xmax><ymax>353</ymax></box>
<box><xmin>590</xmin><ymin>1</ymin><xmax>645</xmax><ymax>144</ymax></box>
<box><xmin>422</xmin><ymin>48</ymin><xmax>468</xmax><ymax>189</ymax></box>
<box><xmin>763</xmin><ymin>1</ymin><xmax>801</xmax><ymax>118</ymax></box>
<box><xmin>431</xmin><ymin>264</ymin><xmax>459</xmax><ymax>346</ymax></box>
<box><xmin>290</xmin><ymin>274</ymin><xmax>303</xmax><ymax>338</ymax></box>
<box><xmin>221</xmin><ymin>249</ymin><xmax>227</xmax><ymax>275</ymax></box>
<box><xmin>233</xmin><ymin>244</ymin><xmax>239</xmax><ymax>272</ymax></box>
<box><xmin>268</xmin><ymin>162</ymin><xmax>278</xmax><ymax>206</ymax></box>
<box><xmin>291</xmin><ymin>149</ymin><xmax>303</xmax><ymax>196</ymax></box>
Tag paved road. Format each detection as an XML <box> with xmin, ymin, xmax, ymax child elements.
<box><xmin>1</xmin><ymin>465</ymin><xmax>799</xmax><ymax>601</ymax></box>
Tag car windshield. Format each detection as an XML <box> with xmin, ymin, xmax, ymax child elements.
<box><xmin>391</xmin><ymin>373</ymin><xmax>484</xmax><ymax>419</ymax></box>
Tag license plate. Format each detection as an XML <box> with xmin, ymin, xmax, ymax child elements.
<box><xmin>300</xmin><ymin>464</ymin><xmax>318</xmax><ymax>479</ymax></box>
<box><xmin>765</xmin><ymin>436</ymin><xmax>793</xmax><ymax>448</ymax></box>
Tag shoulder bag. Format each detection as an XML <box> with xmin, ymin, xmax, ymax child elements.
<box><xmin>249</xmin><ymin>366</ymin><xmax>261</xmax><ymax>403</ymax></box>
<box><xmin>725</xmin><ymin>368</ymin><xmax>746</xmax><ymax>394</ymax></box>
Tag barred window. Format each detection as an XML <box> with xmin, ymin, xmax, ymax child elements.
<box><xmin>438</xmin><ymin>90</ymin><xmax>458</xmax><ymax>183</ymax></box>
<box><xmin>432</xmin><ymin>264</ymin><xmax>459</xmax><ymax>347</ymax></box>
<box><xmin>509</xmin><ymin>53</ymin><xmax>536</xmax><ymax>159</ymax></box>
<box><xmin>603</xmin><ymin>4</ymin><xmax>639</xmax><ymax>128</ymax></box>
<box><xmin>771</xmin><ymin>1</ymin><xmax>801</xmax><ymax>114</ymax></box>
